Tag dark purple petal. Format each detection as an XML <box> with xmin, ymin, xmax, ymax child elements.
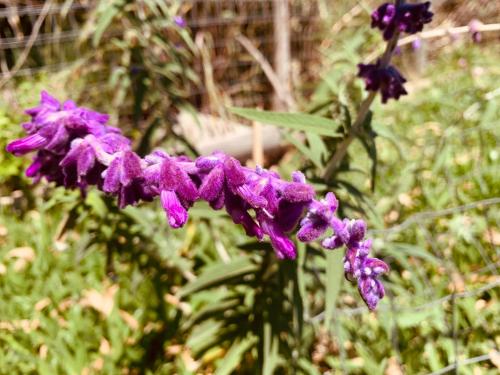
<box><xmin>161</xmin><ymin>190</ymin><xmax>188</xmax><ymax>228</ymax></box>
<box><xmin>6</xmin><ymin>134</ymin><xmax>47</xmax><ymax>155</ymax></box>
<box><xmin>77</xmin><ymin>146</ymin><xmax>96</xmax><ymax>178</ymax></box>
<box><xmin>225</xmin><ymin>191</ymin><xmax>263</xmax><ymax>239</ymax></box>
<box><xmin>358</xmin><ymin>277</ymin><xmax>385</xmax><ymax>310</ymax></box>
<box><xmin>26</xmin><ymin>158</ymin><xmax>42</xmax><ymax>177</ymax></box>
<box><xmin>103</xmin><ymin>158</ymin><xmax>121</xmax><ymax>193</ymax></box>
<box><xmin>349</xmin><ymin>220</ymin><xmax>366</xmax><ymax>242</ymax></box>
<box><xmin>358</xmin><ymin>62</ymin><xmax>407</xmax><ymax>103</ymax></box>
<box><xmin>260</xmin><ymin>216</ymin><xmax>297</xmax><ymax>260</ymax></box>
<box><xmin>276</xmin><ymin>200</ymin><xmax>307</xmax><ymax>233</ymax></box>
<box><xmin>371</xmin><ymin>2</ymin><xmax>433</xmax><ymax>40</ymax></box>
<box><xmin>235</xmin><ymin>184</ymin><xmax>267</xmax><ymax>208</ymax></box>
<box><xmin>223</xmin><ymin>156</ymin><xmax>246</xmax><ymax>188</ymax></box>
<box><xmin>322</xmin><ymin>235</ymin><xmax>344</xmax><ymax>250</ymax></box>
<box><xmin>199</xmin><ymin>164</ymin><xmax>225</xmax><ymax>201</ymax></box>
<box><xmin>297</xmin><ymin>219</ymin><xmax>329</xmax><ymax>242</ymax></box>
<box><xmin>363</xmin><ymin>257</ymin><xmax>390</xmax><ymax>276</ymax></box>
<box><xmin>120</xmin><ymin>151</ymin><xmax>142</xmax><ymax>186</ymax></box>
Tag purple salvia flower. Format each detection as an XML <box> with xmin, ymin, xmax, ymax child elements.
<box><xmin>358</xmin><ymin>61</ymin><xmax>408</xmax><ymax>103</ymax></box>
<box><xmin>103</xmin><ymin>151</ymin><xmax>144</xmax><ymax>208</ymax></box>
<box><xmin>297</xmin><ymin>192</ymin><xmax>338</xmax><ymax>242</ymax></box>
<box><xmin>6</xmin><ymin>91</ymin><xmax>391</xmax><ymax>310</ymax></box>
<box><xmin>372</xmin><ymin>1</ymin><xmax>433</xmax><ymax>41</ymax></box>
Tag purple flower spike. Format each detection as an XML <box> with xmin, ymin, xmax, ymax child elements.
<box><xmin>372</xmin><ymin>1</ymin><xmax>433</xmax><ymax>40</ymax></box>
<box><xmin>358</xmin><ymin>61</ymin><xmax>407</xmax><ymax>103</ymax></box>
<box><xmin>6</xmin><ymin>91</ymin><xmax>391</xmax><ymax>310</ymax></box>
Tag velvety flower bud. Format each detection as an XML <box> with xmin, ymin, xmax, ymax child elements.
<box><xmin>223</xmin><ymin>156</ymin><xmax>247</xmax><ymax>188</ymax></box>
<box><xmin>359</xmin><ymin>277</ymin><xmax>385</xmax><ymax>310</ymax></box>
<box><xmin>297</xmin><ymin>192</ymin><xmax>338</xmax><ymax>242</ymax></box>
<box><xmin>349</xmin><ymin>220</ymin><xmax>366</xmax><ymax>243</ymax></box>
<box><xmin>6</xmin><ymin>134</ymin><xmax>47</xmax><ymax>155</ymax></box>
<box><xmin>358</xmin><ymin>62</ymin><xmax>407</xmax><ymax>103</ymax></box>
<box><xmin>282</xmin><ymin>183</ymin><xmax>315</xmax><ymax>202</ymax></box>
<box><xmin>199</xmin><ymin>164</ymin><xmax>225</xmax><ymax>202</ymax></box>
<box><xmin>372</xmin><ymin>2</ymin><xmax>433</xmax><ymax>40</ymax></box>
<box><xmin>103</xmin><ymin>151</ymin><xmax>143</xmax><ymax>194</ymax></box>
<box><xmin>160</xmin><ymin>158</ymin><xmax>198</xmax><ymax>203</ymax></box>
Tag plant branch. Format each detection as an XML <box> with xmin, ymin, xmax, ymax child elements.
<box><xmin>323</xmin><ymin>1</ymin><xmax>404</xmax><ymax>180</ymax></box>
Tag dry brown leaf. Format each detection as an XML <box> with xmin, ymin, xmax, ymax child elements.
<box><xmin>164</xmin><ymin>294</ymin><xmax>192</xmax><ymax>314</ymax></box>
<box><xmin>119</xmin><ymin>310</ymin><xmax>139</xmax><ymax>331</ymax></box>
<box><xmin>0</xmin><ymin>319</ymin><xmax>39</xmax><ymax>333</ymax></box>
<box><xmin>398</xmin><ymin>193</ymin><xmax>413</xmax><ymax>208</ymax></box>
<box><xmin>35</xmin><ymin>297</ymin><xmax>51</xmax><ymax>311</ymax></box>
<box><xmin>165</xmin><ymin>344</ymin><xmax>182</xmax><ymax>356</ymax></box>
<box><xmin>490</xmin><ymin>350</ymin><xmax>500</xmax><ymax>369</ymax></box>
<box><xmin>181</xmin><ymin>349</ymin><xmax>199</xmax><ymax>372</ymax></box>
<box><xmin>80</xmin><ymin>284</ymin><xmax>118</xmax><ymax>317</ymax></box>
<box><xmin>448</xmin><ymin>272</ymin><xmax>466</xmax><ymax>293</ymax></box>
<box><xmin>484</xmin><ymin>229</ymin><xmax>500</xmax><ymax>246</ymax></box>
<box><xmin>14</xmin><ymin>258</ymin><xmax>28</xmax><ymax>271</ymax></box>
<box><xmin>58</xmin><ymin>298</ymin><xmax>73</xmax><ymax>311</ymax></box>
<box><xmin>7</xmin><ymin>246</ymin><xmax>35</xmax><ymax>261</ymax></box>
<box><xmin>385</xmin><ymin>357</ymin><xmax>403</xmax><ymax>375</ymax></box>
<box><xmin>99</xmin><ymin>338</ymin><xmax>111</xmax><ymax>355</ymax></box>
<box><xmin>39</xmin><ymin>344</ymin><xmax>48</xmax><ymax>359</ymax></box>
<box><xmin>92</xmin><ymin>357</ymin><xmax>104</xmax><ymax>371</ymax></box>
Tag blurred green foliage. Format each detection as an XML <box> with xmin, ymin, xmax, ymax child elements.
<box><xmin>0</xmin><ymin>7</ymin><xmax>499</xmax><ymax>375</ymax></box>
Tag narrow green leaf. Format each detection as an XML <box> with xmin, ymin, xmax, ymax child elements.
<box><xmin>325</xmin><ymin>250</ymin><xmax>344</xmax><ymax>329</ymax></box>
<box><xmin>92</xmin><ymin>1</ymin><xmax>123</xmax><ymax>46</ymax></box>
<box><xmin>229</xmin><ymin>107</ymin><xmax>342</xmax><ymax>137</ymax></box>
<box><xmin>263</xmin><ymin>322</ymin><xmax>281</xmax><ymax>375</ymax></box>
<box><xmin>215</xmin><ymin>336</ymin><xmax>258</xmax><ymax>375</ymax></box>
<box><xmin>178</xmin><ymin>257</ymin><xmax>258</xmax><ymax>297</ymax></box>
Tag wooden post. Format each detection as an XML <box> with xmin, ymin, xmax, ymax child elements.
<box><xmin>272</xmin><ymin>0</ymin><xmax>292</xmax><ymax>111</ymax></box>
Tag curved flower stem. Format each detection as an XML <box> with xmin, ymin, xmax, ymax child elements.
<box><xmin>323</xmin><ymin>0</ymin><xmax>405</xmax><ymax>181</ymax></box>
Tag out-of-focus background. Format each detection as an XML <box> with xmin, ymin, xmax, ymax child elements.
<box><xmin>0</xmin><ymin>1</ymin><xmax>499</xmax><ymax>374</ymax></box>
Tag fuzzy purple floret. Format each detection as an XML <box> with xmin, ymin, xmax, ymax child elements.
<box><xmin>6</xmin><ymin>92</ymin><xmax>389</xmax><ymax>310</ymax></box>
<box><xmin>358</xmin><ymin>61</ymin><xmax>408</xmax><ymax>103</ymax></box>
<box><xmin>371</xmin><ymin>1</ymin><xmax>433</xmax><ymax>41</ymax></box>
